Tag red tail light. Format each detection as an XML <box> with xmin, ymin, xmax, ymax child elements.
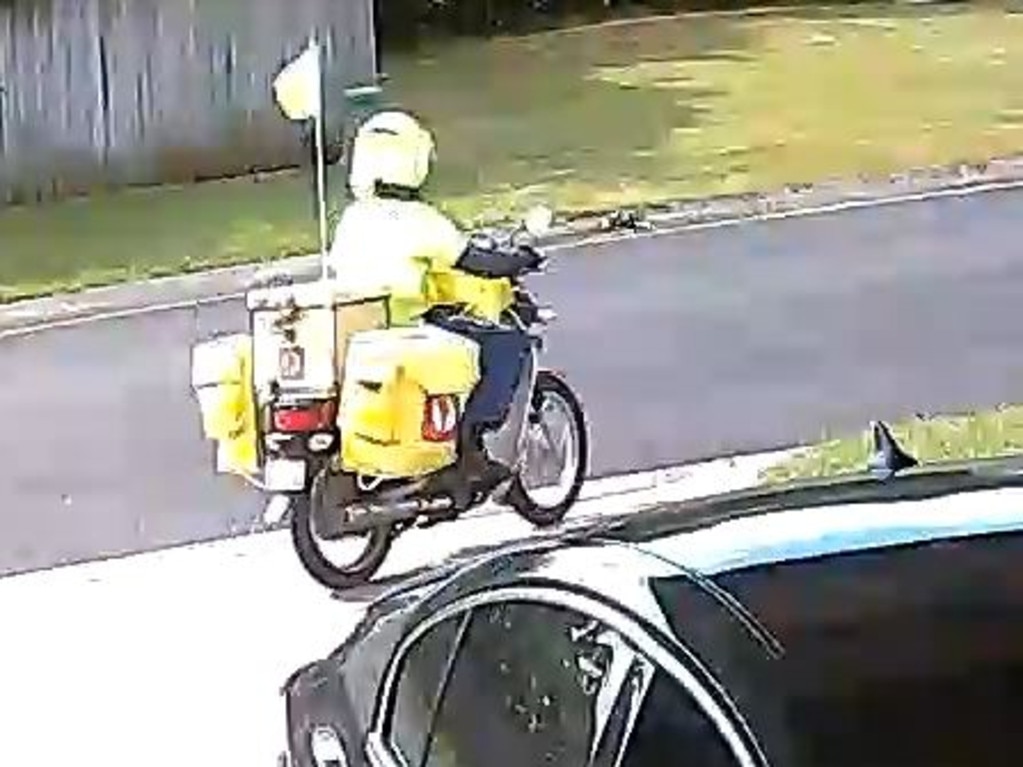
<box><xmin>422</xmin><ymin>394</ymin><xmax>460</xmax><ymax>442</ymax></box>
<box><xmin>272</xmin><ymin>400</ymin><xmax>337</xmax><ymax>433</ymax></box>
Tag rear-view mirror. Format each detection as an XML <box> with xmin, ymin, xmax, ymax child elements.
<box><xmin>523</xmin><ymin>205</ymin><xmax>554</xmax><ymax>237</ymax></box>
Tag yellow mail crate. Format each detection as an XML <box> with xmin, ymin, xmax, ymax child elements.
<box><xmin>190</xmin><ymin>333</ymin><xmax>259</xmax><ymax>476</ymax></box>
<box><xmin>338</xmin><ymin>325</ymin><xmax>480</xmax><ymax>477</ymax></box>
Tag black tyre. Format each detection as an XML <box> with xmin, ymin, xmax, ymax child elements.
<box><xmin>289</xmin><ymin>492</ymin><xmax>393</xmax><ymax>591</ymax></box>
<box><xmin>506</xmin><ymin>369</ymin><xmax>589</xmax><ymax>527</ymax></box>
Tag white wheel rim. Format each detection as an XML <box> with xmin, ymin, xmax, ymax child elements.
<box><xmin>315</xmin><ymin>532</ymin><xmax>379</xmax><ymax>570</ymax></box>
<box><xmin>519</xmin><ymin>390</ymin><xmax>580</xmax><ymax>508</ymax></box>
<box><xmin>306</xmin><ymin>486</ymin><xmax>380</xmax><ymax>570</ymax></box>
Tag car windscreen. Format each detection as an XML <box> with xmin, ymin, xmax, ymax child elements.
<box><xmin>655</xmin><ymin>531</ymin><xmax>1023</xmax><ymax>767</ymax></box>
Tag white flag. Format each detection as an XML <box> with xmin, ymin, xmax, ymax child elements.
<box><xmin>272</xmin><ymin>39</ymin><xmax>322</xmax><ymax>121</ymax></box>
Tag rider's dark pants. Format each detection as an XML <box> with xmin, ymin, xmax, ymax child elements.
<box><xmin>427</xmin><ymin>313</ymin><xmax>531</xmax><ymax>439</ymax></box>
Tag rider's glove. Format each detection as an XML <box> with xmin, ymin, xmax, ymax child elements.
<box><xmin>518</xmin><ymin>245</ymin><xmax>545</xmax><ymax>272</ymax></box>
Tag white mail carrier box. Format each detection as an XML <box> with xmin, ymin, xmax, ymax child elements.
<box><xmin>246</xmin><ymin>280</ymin><xmax>390</xmax><ymax>398</ymax></box>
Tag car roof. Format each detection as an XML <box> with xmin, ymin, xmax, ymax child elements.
<box><xmin>591</xmin><ymin>465</ymin><xmax>1023</xmax><ymax>572</ymax></box>
<box><xmin>615</xmin><ymin>481</ymin><xmax>1023</xmax><ymax>577</ymax></box>
<box><xmin>319</xmin><ymin>469</ymin><xmax>1023</xmax><ymax>765</ymax></box>
<box><xmin>373</xmin><ymin>466</ymin><xmax>1023</xmax><ymax>614</ymax></box>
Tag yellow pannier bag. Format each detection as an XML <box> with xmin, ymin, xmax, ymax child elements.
<box><xmin>338</xmin><ymin>325</ymin><xmax>480</xmax><ymax>477</ymax></box>
<box><xmin>190</xmin><ymin>333</ymin><xmax>259</xmax><ymax>476</ymax></box>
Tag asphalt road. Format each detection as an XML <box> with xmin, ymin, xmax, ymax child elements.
<box><xmin>2</xmin><ymin>188</ymin><xmax>1022</xmax><ymax>576</ymax></box>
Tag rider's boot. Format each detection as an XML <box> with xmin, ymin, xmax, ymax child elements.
<box><xmin>462</xmin><ymin>435</ymin><xmax>512</xmax><ymax>494</ymax></box>
<box><xmin>467</xmin><ymin>429</ymin><xmax>515</xmax><ymax>511</ymax></box>
<box><xmin>439</xmin><ymin>424</ymin><xmax>512</xmax><ymax>514</ymax></box>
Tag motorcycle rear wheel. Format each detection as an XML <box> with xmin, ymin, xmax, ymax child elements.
<box><xmin>290</xmin><ymin>492</ymin><xmax>393</xmax><ymax>591</ymax></box>
<box><xmin>505</xmin><ymin>369</ymin><xmax>589</xmax><ymax>527</ymax></box>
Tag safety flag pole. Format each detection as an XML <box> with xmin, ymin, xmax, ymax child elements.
<box><xmin>310</xmin><ymin>37</ymin><xmax>329</xmax><ymax>282</ymax></box>
<box><xmin>272</xmin><ymin>35</ymin><xmax>330</xmax><ymax>281</ymax></box>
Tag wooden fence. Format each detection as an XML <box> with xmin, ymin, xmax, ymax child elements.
<box><xmin>0</xmin><ymin>0</ymin><xmax>377</xmax><ymax>203</ymax></box>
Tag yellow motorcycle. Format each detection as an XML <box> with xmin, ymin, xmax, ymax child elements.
<box><xmin>191</xmin><ymin>208</ymin><xmax>589</xmax><ymax>590</ymax></box>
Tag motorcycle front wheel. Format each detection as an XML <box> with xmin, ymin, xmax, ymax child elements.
<box><xmin>505</xmin><ymin>369</ymin><xmax>589</xmax><ymax>527</ymax></box>
<box><xmin>289</xmin><ymin>489</ymin><xmax>394</xmax><ymax>591</ymax></box>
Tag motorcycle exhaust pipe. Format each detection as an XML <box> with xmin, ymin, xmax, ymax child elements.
<box><xmin>337</xmin><ymin>497</ymin><xmax>452</xmax><ymax>535</ymax></box>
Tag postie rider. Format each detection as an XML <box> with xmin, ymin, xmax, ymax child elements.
<box><xmin>326</xmin><ymin>110</ymin><xmax>541</xmax><ymax>505</ymax></box>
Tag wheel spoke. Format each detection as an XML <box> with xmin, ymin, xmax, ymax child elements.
<box><xmin>521</xmin><ymin>390</ymin><xmax>579</xmax><ymax>507</ymax></box>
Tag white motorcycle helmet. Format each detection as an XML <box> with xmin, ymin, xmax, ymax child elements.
<box><xmin>348</xmin><ymin>110</ymin><xmax>436</xmax><ymax>200</ymax></box>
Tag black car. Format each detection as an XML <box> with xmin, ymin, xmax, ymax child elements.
<box><xmin>281</xmin><ymin>459</ymin><xmax>1023</xmax><ymax>767</ymax></box>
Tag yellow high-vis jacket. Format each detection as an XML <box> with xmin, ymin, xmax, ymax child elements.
<box><xmin>327</xmin><ymin>197</ymin><xmax>514</xmax><ymax>326</ymax></box>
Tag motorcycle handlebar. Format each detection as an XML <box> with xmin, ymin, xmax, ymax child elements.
<box><xmin>466</xmin><ymin>233</ymin><xmax>547</xmax><ymax>279</ymax></box>
<box><xmin>517</xmin><ymin>243</ymin><xmax>547</xmax><ymax>273</ymax></box>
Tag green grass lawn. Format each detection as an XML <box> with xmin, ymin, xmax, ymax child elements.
<box><xmin>762</xmin><ymin>405</ymin><xmax>1023</xmax><ymax>484</ymax></box>
<box><xmin>4</xmin><ymin>4</ymin><xmax>1023</xmax><ymax>301</ymax></box>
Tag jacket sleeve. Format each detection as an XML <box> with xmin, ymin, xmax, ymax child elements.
<box><xmin>425</xmin><ymin>209</ymin><xmax>471</xmax><ymax>269</ymax></box>
<box><xmin>424</xmin><ymin>206</ymin><xmax>536</xmax><ymax>277</ymax></box>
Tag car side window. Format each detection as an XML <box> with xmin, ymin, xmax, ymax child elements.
<box><xmin>385</xmin><ymin>612</ymin><xmax>467</xmax><ymax>767</ymax></box>
<box><xmin>420</xmin><ymin>600</ymin><xmax>632</xmax><ymax>767</ymax></box>
<box><xmin>589</xmin><ymin>651</ymin><xmax>656</xmax><ymax>767</ymax></box>
<box><xmin>617</xmin><ymin>670</ymin><xmax>740</xmax><ymax>767</ymax></box>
